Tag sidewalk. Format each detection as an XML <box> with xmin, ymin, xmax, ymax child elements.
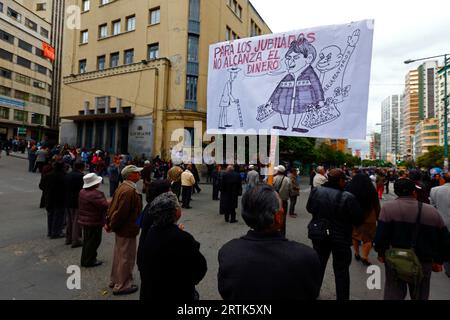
<box><xmin>4</xmin><ymin>151</ymin><xmax>28</xmax><ymax>160</ymax></box>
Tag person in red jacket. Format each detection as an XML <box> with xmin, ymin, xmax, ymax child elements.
<box><xmin>78</xmin><ymin>173</ymin><xmax>109</xmax><ymax>267</ymax></box>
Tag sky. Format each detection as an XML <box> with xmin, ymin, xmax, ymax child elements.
<box><xmin>250</xmin><ymin>0</ymin><xmax>450</xmax><ymax>157</ymax></box>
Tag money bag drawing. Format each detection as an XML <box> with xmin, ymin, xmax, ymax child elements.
<box><xmin>256</xmin><ymin>29</ymin><xmax>361</xmax><ymax>131</ymax></box>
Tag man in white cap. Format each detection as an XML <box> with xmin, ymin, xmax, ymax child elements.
<box><xmin>313</xmin><ymin>166</ymin><xmax>328</xmax><ymax>188</ymax></box>
<box><xmin>273</xmin><ymin>165</ymin><xmax>290</xmax><ymax>236</ymax></box>
<box><xmin>106</xmin><ymin>165</ymin><xmax>143</xmax><ymax>295</ymax></box>
<box><xmin>246</xmin><ymin>165</ymin><xmax>259</xmax><ymax>191</ymax></box>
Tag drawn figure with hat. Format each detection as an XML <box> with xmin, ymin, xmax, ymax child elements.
<box><xmin>266</xmin><ymin>35</ymin><xmax>324</xmax><ymax>133</ymax></box>
<box><xmin>218</xmin><ymin>67</ymin><xmax>241</xmax><ymax>129</ymax></box>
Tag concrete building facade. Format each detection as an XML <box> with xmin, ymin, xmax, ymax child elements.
<box><xmin>413</xmin><ymin>117</ymin><xmax>439</xmax><ymax>160</ymax></box>
<box><xmin>381</xmin><ymin>94</ymin><xmax>402</xmax><ymax>163</ymax></box>
<box><xmin>400</xmin><ymin>69</ymin><xmax>419</xmax><ymax>160</ymax></box>
<box><xmin>59</xmin><ymin>0</ymin><xmax>271</xmax><ymax>158</ymax></box>
<box><xmin>0</xmin><ymin>0</ymin><xmax>55</xmax><ymax>142</ymax></box>
<box><xmin>437</xmin><ymin>62</ymin><xmax>450</xmax><ymax>146</ymax></box>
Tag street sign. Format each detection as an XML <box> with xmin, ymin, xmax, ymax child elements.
<box><xmin>17</xmin><ymin>127</ymin><xmax>27</xmax><ymax>136</ymax></box>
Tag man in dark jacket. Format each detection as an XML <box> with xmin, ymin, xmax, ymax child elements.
<box><xmin>64</xmin><ymin>162</ymin><xmax>85</xmax><ymax>247</ymax></box>
<box><xmin>39</xmin><ymin>161</ymin><xmax>67</xmax><ymax>239</ymax></box>
<box><xmin>141</xmin><ymin>192</ymin><xmax>207</xmax><ymax>300</ymax></box>
<box><xmin>218</xmin><ymin>184</ymin><xmax>321</xmax><ymax>300</ymax></box>
<box><xmin>219</xmin><ymin>165</ymin><xmax>242</xmax><ymax>223</ymax></box>
<box><xmin>374</xmin><ymin>178</ymin><xmax>450</xmax><ymax>300</ymax></box>
<box><xmin>306</xmin><ymin>168</ymin><xmax>364</xmax><ymax>300</ymax></box>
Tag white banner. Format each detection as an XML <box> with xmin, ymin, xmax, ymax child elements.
<box><xmin>207</xmin><ymin>20</ymin><xmax>374</xmax><ymax>139</ymax></box>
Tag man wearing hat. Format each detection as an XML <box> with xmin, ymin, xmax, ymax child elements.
<box><xmin>218</xmin><ymin>67</ymin><xmax>241</xmax><ymax>129</ymax></box>
<box><xmin>375</xmin><ymin>178</ymin><xmax>450</xmax><ymax>300</ymax></box>
<box><xmin>107</xmin><ymin>165</ymin><xmax>143</xmax><ymax>295</ymax></box>
<box><xmin>273</xmin><ymin>165</ymin><xmax>290</xmax><ymax>236</ymax></box>
<box><xmin>245</xmin><ymin>165</ymin><xmax>259</xmax><ymax>191</ymax></box>
<box><xmin>78</xmin><ymin>173</ymin><xmax>109</xmax><ymax>267</ymax></box>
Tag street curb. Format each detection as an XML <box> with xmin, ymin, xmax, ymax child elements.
<box><xmin>7</xmin><ymin>154</ymin><xmax>27</xmax><ymax>160</ymax></box>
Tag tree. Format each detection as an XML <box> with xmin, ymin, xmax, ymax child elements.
<box><xmin>279</xmin><ymin>137</ymin><xmax>316</xmax><ymax>163</ymax></box>
<box><xmin>416</xmin><ymin>146</ymin><xmax>444</xmax><ymax>168</ymax></box>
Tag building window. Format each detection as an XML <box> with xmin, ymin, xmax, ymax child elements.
<box><xmin>17</xmin><ymin>56</ymin><xmax>32</xmax><ymax>69</ymax></box>
<box><xmin>0</xmin><ymin>68</ymin><xmax>12</xmax><ymax>79</ymax></box>
<box><xmin>33</xmin><ymin>80</ymin><xmax>46</xmax><ymax>89</ymax></box>
<box><xmin>184</xmin><ymin>127</ymin><xmax>195</xmax><ymax>147</ymax></box>
<box><xmin>0</xmin><ymin>85</ymin><xmax>11</xmax><ymax>96</ymax></box>
<box><xmin>81</xmin><ymin>30</ymin><xmax>88</xmax><ymax>43</ymax></box>
<box><xmin>100</xmin><ymin>0</ymin><xmax>109</xmax><ymax>5</ymax></box>
<box><xmin>110</xmin><ymin>52</ymin><xmax>119</xmax><ymax>67</ymax></box>
<box><xmin>35</xmin><ymin>63</ymin><xmax>47</xmax><ymax>75</ymax></box>
<box><xmin>31</xmin><ymin>113</ymin><xmax>44</xmax><ymax>125</ymax></box>
<box><xmin>97</xmin><ymin>55</ymin><xmax>106</xmax><ymax>70</ymax></box>
<box><xmin>25</xmin><ymin>18</ymin><xmax>38</xmax><ymax>32</ymax></box>
<box><xmin>187</xmin><ymin>35</ymin><xmax>199</xmax><ymax>62</ymax></box>
<box><xmin>112</xmin><ymin>20</ymin><xmax>121</xmax><ymax>35</ymax></box>
<box><xmin>40</xmin><ymin>27</ymin><xmax>49</xmax><ymax>38</ymax></box>
<box><xmin>149</xmin><ymin>7</ymin><xmax>160</xmax><ymax>25</ymax></box>
<box><xmin>251</xmin><ymin>20</ymin><xmax>261</xmax><ymax>37</ymax></box>
<box><xmin>0</xmin><ymin>48</ymin><xmax>13</xmax><ymax>62</ymax></box>
<box><xmin>237</xmin><ymin>5</ymin><xmax>242</xmax><ymax>19</ymax></box>
<box><xmin>32</xmin><ymin>95</ymin><xmax>46</xmax><ymax>105</ymax></box>
<box><xmin>14</xmin><ymin>110</ymin><xmax>28</xmax><ymax>122</ymax></box>
<box><xmin>14</xmin><ymin>90</ymin><xmax>30</xmax><ymax>101</ymax></box>
<box><xmin>82</xmin><ymin>0</ymin><xmax>90</xmax><ymax>11</ymax></box>
<box><xmin>147</xmin><ymin>43</ymin><xmax>159</xmax><ymax>60</ymax></box>
<box><xmin>0</xmin><ymin>2</ymin><xmax>3</xmax><ymax>13</ymax></box>
<box><xmin>126</xmin><ymin>15</ymin><xmax>136</xmax><ymax>31</ymax></box>
<box><xmin>186</xmin><ymin>76</ymin><xmax>198</xmax><ymax>102</ymax></box>
<box><xmin>36</xmin><ymin>3</ymin><xmax>46</xmax><ymax>11</ymax></box>
<box><xmin>18</xmin><ymin>39</ymin><xmax>33</xmax><ymax>53</ymax></box>
<box><xmin>124</xmin><ymin>49</ymin><xmax>134</xmax><ymax>65</ymax></box>
<box><xmin>0</xmin><ymin>107</ymin><xmax>9</xmax><ymax>120</ymax></box>
<box><xmin>0</xmin><ymin>29</ymin><xmax>15</xmax><ymax>44</ymax></box>
<box><xmin>7</xmin><ymin>7</ymin><xmax>21</xmax><ymax>22</ymax></box>
<box><xmin>35</xmin><ymin>47</ymin><xmax>44</xmax><ymax>58</ymax></box>
<box><xmin>99</xmin><ymin>24</ymin><xmax>108</xmax><ymax>38</ymax></box>
<box><xmin>79</xmin><ymin>59</ymin><xmax>87</xmax><ymax>73</ymax></box>
<box><xmin>15</xmin><ymin>73</ymin><xmax>31</xmax><ymax>85</ymax></box>
<box><xmin>226</xmin><ymin>26</ymin><xmax>231</xmax><ymax>41</ymax></box>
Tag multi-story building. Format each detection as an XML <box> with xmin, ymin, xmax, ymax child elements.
<box><xmin>59</xmin><ymin>0</ymin><xmax>271</xmax><ymax>158</ymax></box>
<box><xmin>413</xmin><ymin>117</ymin><xmax>439</xmax><ymax>159</ymax></box>
<box><xmin>400</xmin><ymin>69</ymin><xmax>419</xmax><ymax>160</ymax></box>
<box><xmin>437</xmin><ymin>60</ymin><xmax>450</xmax><ymax>146</ymax></box>
<box><xmin>381</xmin><ymin>94</ymin><xmax>402</xmax><ymax>163</ymax></box>
<box><xmin>0</xmin><ymin>0</ymin><xmax>55</xmax><ymax>141</ymax></box>
<box><xmin>369</xmin><ymin>132</ymin><xmax>381</xmax><ymax>160</ymax></box>
<box><xmin>418</xmin><ymin>60</ymin><xmax>439</xmax><ymax>119</ymax></box>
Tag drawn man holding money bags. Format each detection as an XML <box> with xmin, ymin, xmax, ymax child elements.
<box><xmin>268</xmin><ymin>35</ymin><xmax>324</xmax><ymax>133</ymax></box>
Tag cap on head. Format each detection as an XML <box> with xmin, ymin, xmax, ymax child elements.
<box><xmin>276</xmin><ymin>165</ymin><xmax>286</xmax><ymax>173</ymax></box>
<box><xmin>144</xmin><ymin>160</ymin><xmax>150</xmax><ymax>165</ymax></box>
<box><xmin>121</xmin><ymin>165</ymin><xmax>143</xmax><ymax>179</ymax></box>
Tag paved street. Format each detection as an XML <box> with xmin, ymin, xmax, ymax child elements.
<box><xmin>0</xmin><ymin>153</ymin><xmax>449</xmax><ymax>300</ymax></box>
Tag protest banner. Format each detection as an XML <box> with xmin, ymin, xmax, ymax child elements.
<box><xmin>207</xmin><ymin>20</ymin><xmax>374</xmax><ymax>139</ymax></box>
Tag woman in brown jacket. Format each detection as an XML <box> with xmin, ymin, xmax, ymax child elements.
<box><xmin>345</xmin><ymin>173</ymin><xmax>381</xmax><ymax>266</ymax></box>
<box><xmin>78</xmin><ymin>173</ymin><xmax>109</xmax><ymax>267</ymax></box>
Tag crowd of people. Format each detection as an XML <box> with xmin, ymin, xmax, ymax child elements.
<box><xmin>29</xmin><ymin>145</ymin><xmax>450</xmax><ymax>300</ymax></box>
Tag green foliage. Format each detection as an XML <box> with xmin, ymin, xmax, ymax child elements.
<box><xmin>416</xmin><ymin>146</ymin><xmax>444</xmax><ymax>168</ymax></box>
<box><xmin>279</xmin><ymin>137</ymin><xmax>317</xmax><ymax>163</ymax></box>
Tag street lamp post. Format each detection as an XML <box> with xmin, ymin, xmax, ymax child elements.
<box><xmin>405</xmin><ymin>54</ymin><xmax>449</xmax><ymax>172</ymax></box>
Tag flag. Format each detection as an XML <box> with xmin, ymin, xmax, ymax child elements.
<box><xmin>42</xmin><ymin>42</ymin><xmax>55</xmax><ymax>61</ymax></box>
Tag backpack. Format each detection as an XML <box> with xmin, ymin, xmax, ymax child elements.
<box><xmin>384</xmin><ymin>202</ymin><xmax>424</xmax><ymax>298</ymax></box>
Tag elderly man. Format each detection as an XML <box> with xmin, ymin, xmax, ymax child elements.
<box><xmin>245</xmin><ymin>165</ymin><xmax>259</xmax><ymax>191</ymax></box>
<box><xmin>273</xmin><ymin>165</ymin><xmax>290</xmax><ymax>236</ymax></box>
<box><xmin>429</xmin><ymin>172</ymin><xmax>450</xmax><ymax>278</ymax></box>
<box><xmin>181</xmin><ymin>164</ymin><xmax>195</xmax><ymax>209</ymax></box>
<box><xmin>107</xmin><ymin>165</ymin><xmax>143</xmax><ymax>296</ymax></box>
<box><xmin>168</xmin><ymin>164</ymin><xmax>183</xmax><ymax>200</ymax></box>
<box><xmin>220</xmin><ymin>165</ymin><xmax>242</xmax><ymax>223</ymax></box>
<box><xmin>313</xmin><ymin>166</ymin><xmax>328</xmax><ymax>188</ymax></box>
<box><xmin>140</xmin><ymin>192</ymin><xmax>207</xmax><ymax>300</ymax></box>
<box><xmin>218</xmin><ymin>184</ymin><xmax>321</xmax><ymax>300</ymax></box>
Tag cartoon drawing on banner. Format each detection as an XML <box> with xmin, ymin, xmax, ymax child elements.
<box><xmin>256</xmin><ymin>30</ymin><xmax>360</xmax><ymax>131</ymax></box>
<box><xmin>208</xmin><ymin>20</ymin><xmax>374</xmax><ymax>139</ymax></box>
<box><xmin>218</xmin><ymin>67</ymin><xmax>241</xmax><ymax>129</ymax></box>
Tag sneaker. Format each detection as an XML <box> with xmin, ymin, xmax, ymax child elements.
<box><xmin>83</xmin><ymin>260</ymin><xmax>103</xmax><ymax>268</ymax></box>
<box><xmin>229</xmin><ymin>220</ymin><xmax>238</xmax><ymax>223</ymax></box>
<box><xmin>113</xmin><ymin>285</ymin><xmax>139</xmax><ymax>296</ymax></box>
